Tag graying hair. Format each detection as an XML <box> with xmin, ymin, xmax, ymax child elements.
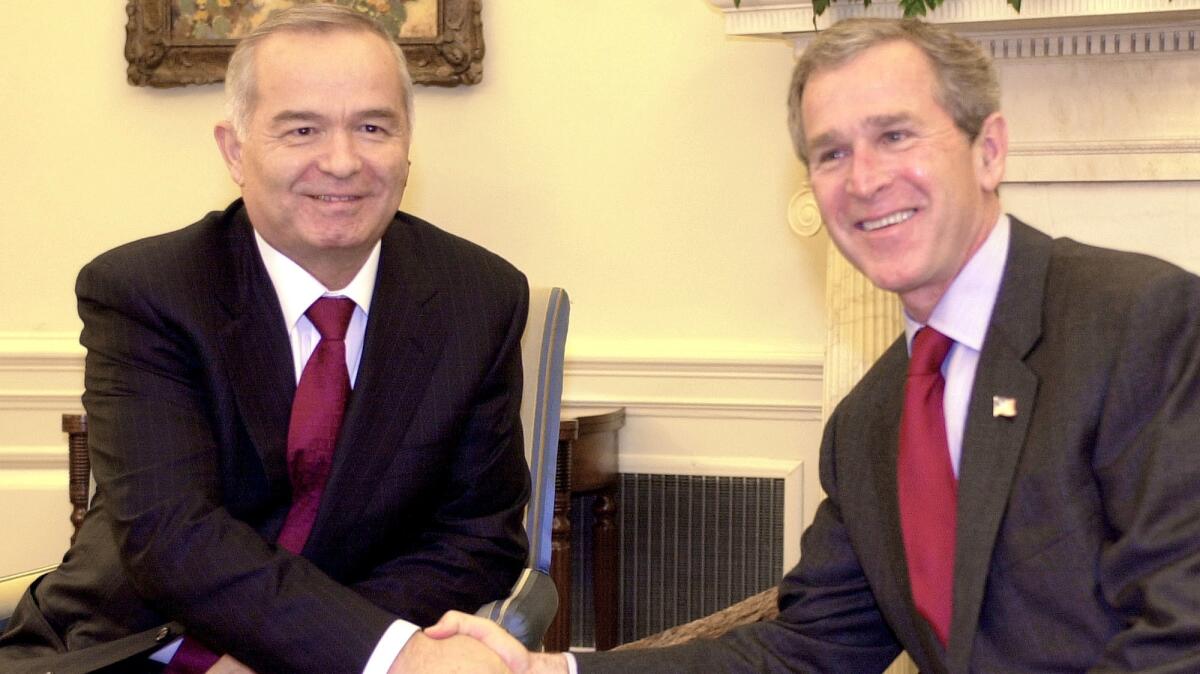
<box><xmin>787</xmin><ymin>18</ymin><xmax>999</xmax><ymax>164</ymax></box>
<box><xmin>224</xmin><ymin>3</ymin><xmax>414</xmax><ymax>137</ymax></box>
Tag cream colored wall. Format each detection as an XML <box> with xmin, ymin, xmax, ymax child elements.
<box><xmin>0</xmin><ymin>2</ymin><xmax>822</xmax><ymax>351</ymax></box>
<box><xmin>0</xmin><ymin>3</ymin><xmax>827</xmax><ymax>574</ymax></box>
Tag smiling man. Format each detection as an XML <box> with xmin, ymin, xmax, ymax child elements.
<box><xmin>429</xmin><ymin>17</ymin><xmax>1200</xmax><ymax>673</ymax></box>
<box><xmin>0</xmin><ymin>5</ymin><xmax>526</xmax><ymax>674</ymax></box>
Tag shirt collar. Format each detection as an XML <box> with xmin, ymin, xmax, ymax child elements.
<box><xmin>905</xmin><ymin>213</ymin><xmax>1010</xmax><ymax>353</ymax></box>
<box><xmin>253</xmin><ymin>231</ymin><xmax>380</xmax><ymax>331</ymax></box>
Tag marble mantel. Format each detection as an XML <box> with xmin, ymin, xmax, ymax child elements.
<box><xmin>709</xmin><ymin>0</ymin><xmax>1200</xmax><ymax>43</ymax></box>
<box><xmin>708</xmin><ymin>0</ymin><xmax>1200</xmax><ymax>182</ymax></box>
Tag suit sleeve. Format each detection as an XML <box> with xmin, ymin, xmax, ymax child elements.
<box><xmin>576</xmin><ymin>407</ymin><xmax>901</xmax><ymax>674</ymax></box>
<box><xmin>1089</xmin><ymin>269</ymin><xmax>1200</xmax><ymax>671</ymax></box>
<box><xmin>76</xmin><ymin>256</ymin><xmax>396</xmax><ymax>673</ymax></box>
<box><xmin>346</xmin><ymin>276</ymin><xmax>531</xmax><ymax>627</ymax></box>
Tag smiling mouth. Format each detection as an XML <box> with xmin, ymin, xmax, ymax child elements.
<box><xmin>311</xmin><ymin>195</ymin><xmax>361</xmax><ymax>203</ymax></box>
<box><xmin>859</xmin><ymin>209</ymin><xmax>916</xmax><ymax>232</ymax></box>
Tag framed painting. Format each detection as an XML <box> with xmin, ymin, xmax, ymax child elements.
<box><xmin>125</xmin><ymin>0</ymin><xmax>483</xmax><ymax>87</ymax></box>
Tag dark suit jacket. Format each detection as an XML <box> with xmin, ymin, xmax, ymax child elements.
<box><xmin>0</xmin><ymin>201</ymin><xmax>531</xmax><ymax>673</ymax></box>
<box><xmin>579</xmin><ymin>219</ymin><xmax>1200</xmax><ymax>673</ymax></box>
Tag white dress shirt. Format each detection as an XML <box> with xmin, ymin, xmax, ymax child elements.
<box><xmin>903</xmin><ymin>214</ymin><xmax>1010</xmax><ymax>477</ymax></box>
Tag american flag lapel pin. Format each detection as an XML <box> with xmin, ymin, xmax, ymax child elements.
<box><xmin>992</xmin><ymin>396</ymin><xmax>1017</xmax><ymax>418</ymax></box>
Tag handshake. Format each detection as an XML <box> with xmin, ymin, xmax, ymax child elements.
<box><xmin>200</xmin><ymin>613</ymin><xmax>567</xmax><ymax>674</ymax></box>
<box><xmin>387</xmin><ymin>611</ymin><xmax>570</xmax><ymax>674</ymax></box>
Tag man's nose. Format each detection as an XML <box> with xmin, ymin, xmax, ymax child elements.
<box><xmin>318</xmin><ymin>131</ymin><xmax>362</xmax><ymax>178</ymax></box>
<box><xmin>845</xmin><ymin>147</ymin><xmax>892</xmax><ymax>199</ymax></box>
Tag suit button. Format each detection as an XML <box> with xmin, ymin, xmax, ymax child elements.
<box><xmin>156</xmin><ymin>626</ymin><xmax>171</xmax><ymax>641</ymax></box>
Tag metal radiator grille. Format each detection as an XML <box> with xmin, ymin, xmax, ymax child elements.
<box><xmin>570</xmin><ymin>473</ymin><xmax>785</xmax><ymax>647</ymax></box>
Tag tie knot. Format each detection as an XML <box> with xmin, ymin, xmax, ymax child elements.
<box><xmin>909</xmin><ymin>327</ymin><xmax>954</xmax><ymax>376</ymax></box>
<box><xmin>306</xmin><ymin>297</ymin><xmax>356</xmax><ymax>341</ymax></box>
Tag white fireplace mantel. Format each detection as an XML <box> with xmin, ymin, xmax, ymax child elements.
<box><xmin>710</xmin><ymin>0</ymin><xmax>1200</xmax><ymax>47</ymax></box>
<box><xmin>707</xmin><ymin>0</ymin><xmax>1200</xmax><ymax>182</ymax></box>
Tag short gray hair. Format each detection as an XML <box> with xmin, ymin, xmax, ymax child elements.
<box><xmin>787</xmin><ymin>18</ymin><xmax>999</xmax><ymax>164</ymax></box>
<box><xmin>224</xmin><ymin>3</ymin><xmax>414</xmax><ymax>138</ymax></box>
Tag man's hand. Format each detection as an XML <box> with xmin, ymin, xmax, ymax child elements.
<box><xmin>205</xmin><ymin>654</ymin><xmax>256</xmax><ymax>673</ymax></box>
<box><xmin>425</xmin><ymin>612</ymin><xmax>568</xmax><ymax>674</ymax></box>
<box><xmin>388</xmin><ymin>630</ymin><xmax>513</xmax><ymax>674</ymax></box>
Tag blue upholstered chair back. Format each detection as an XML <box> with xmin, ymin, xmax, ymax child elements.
<box><xmin>519</xmin><ymin>287</ymin><xmax>569</xmax><ymax>574</ymax></box>
<box><xmin>473</xmin><ymin>287</ymin><xmax>569</xmax><ymax>648</ymax></box>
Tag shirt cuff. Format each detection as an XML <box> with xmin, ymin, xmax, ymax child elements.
<box><xmin>564</xmin><ymin>652</ymin><xmax>579</xmax><ymax>674</ymax></box>
<box><xmin>363</xmin><ymin>620</ymin><xmax>420</xmax><ymax>674</ymax></box>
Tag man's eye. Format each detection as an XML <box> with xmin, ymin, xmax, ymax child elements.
<box><xmin>291</xmin><ymin>127</ymin><xmax>315</xmax><ymax>137</ymax></box>
<box><xmin>883</xmin><ymin>130</ymin><xmax>909</xmax><ymax>143</ymax></box>
<box><xmin>816</xmin><ymin>148</ymin><xmax>846</xmax><ymax>165</ymax></box>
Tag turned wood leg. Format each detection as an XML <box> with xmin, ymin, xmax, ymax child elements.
<box><xmin>593</xmin><ymin>487</ymin><xmax>619</xmax><ymax>650</ymax></box>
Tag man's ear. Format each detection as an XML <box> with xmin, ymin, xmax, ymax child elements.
<box><xmin>213</xmin><ymin>122</ymin><xmax>245</xmax><ymax>186</ymax></box>
<box><xmin>974</xmin><ymin>111</ymin><xmax>1008</xmax><ymax>193</ymax></box>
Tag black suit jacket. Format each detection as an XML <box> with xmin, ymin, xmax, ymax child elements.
<box><xmin>0</xmin><ymin>201</ymin><xmax>530</xmax><ymax>673</ymax></box>
<box><xmin>578</xmin><ymin>219</ymin><xmax>1200</xmax><ymax>673</ymax></box>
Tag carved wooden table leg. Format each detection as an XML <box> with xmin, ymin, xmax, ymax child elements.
<box><xmin>592</xmin><ymin>487</ymin><xmax>619</xmax><ymax>650</ymax></box>
<box><xmin>565</xmin><ymin>408</ymin><xmax>625</xmax><ymax>649</ymax></box>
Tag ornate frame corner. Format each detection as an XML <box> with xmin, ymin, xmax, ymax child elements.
<box><xmin>124</xmin><ymin>0</ymin><xmax>484</xmax><ymax>88</ymax></box>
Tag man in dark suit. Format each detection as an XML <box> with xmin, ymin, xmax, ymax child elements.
<box><xmin>0</xmin><ymin>5</ymin><xmax>526</xmax><ymax>673</ymax></box>
<box><xmin>428</xmin><ymin>17</ymin><xmax>1200</xmax><ymax>673</ymax></box>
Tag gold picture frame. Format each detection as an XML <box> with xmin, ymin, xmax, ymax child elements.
<box><xmin>125</xmin><ymin>0</ymin><xmax>483</xmax><ymax>88</ymax></box>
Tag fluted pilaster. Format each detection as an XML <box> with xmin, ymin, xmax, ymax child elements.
<box><xmin>822</xmin><ymin>243</ymin><xmax>903</xmax><ymax>420</ymax></box>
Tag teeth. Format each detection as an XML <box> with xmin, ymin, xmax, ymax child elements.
<box><xmin>316</xmin><ymin>195</ymin><xmax>356</xmax><ymax>202</ymax></box>
<box><xmin>860</xmin><ymin>209</ymin><xmax>915</xmax><ymax>232</ymax></box>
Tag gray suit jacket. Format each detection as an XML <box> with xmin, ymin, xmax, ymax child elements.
<box><xmin>0</xmin><ymin>201</ymin><xmax>531</xmax><ymax>673</ymax></box>
<box><xmin>579</xmin><ymin>219</ymin><xmax>1200</xmax><ymax>673</ymax></box>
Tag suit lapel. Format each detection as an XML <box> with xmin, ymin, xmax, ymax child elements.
<box><xmin>945</xmin><ymin>219</ymin><xmax>1051</xmax><ymax>673</ymax></box>
<box><xmin>214</xmin><ymin>204</ymin><xmax>294</xmax><ymax>489</ymax></box>
<box><xmin>309</xmin><ymin>216</ymin><xmax>448</xmax><ymax>544</ymax></box>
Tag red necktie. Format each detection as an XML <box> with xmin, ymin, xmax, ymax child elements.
<box><xmin>276</xmin><ymin>296</ymin><xmax>356</xmax><ymax>553</ymax></box>
<box><xmin>897</xmin><ymin>326</ymin><xmax>957</xmax><ymax>647</ymax></box>
<box><xmin>166</xmin><ymin>297</ymin><xmax>356</xmax><ymax>673</ymax></box>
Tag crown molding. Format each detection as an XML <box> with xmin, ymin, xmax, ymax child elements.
<box><xmin>710</xmin><ymin>0</ymin><xmax>1200</xmax><ymax>57</ymax></box>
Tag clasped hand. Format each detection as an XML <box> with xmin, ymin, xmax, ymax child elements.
<box><xmin>421</xmin><ymin>611</ymin><xmax>568</xmax><ymax>674</ymax></box>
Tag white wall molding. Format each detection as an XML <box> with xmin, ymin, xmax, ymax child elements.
<box><xmin>1009</xmin><ymin>137</ymin><xmax>1200</xmax><ymax>158</ymax></box>
<box><xmin>710</xmin><ymin>0</ymin><xmax>1200</xmax><ymax>48</ymax></box>
<box><xmin>0</xmin><ymin>391</ymin><xmax>85</xmax><ymax>413</ymax></box>
<box><xmin>973</xmin><ymin>24</ymin><xmax>1200</xmax><ymax>59</ymax></box>
<box><xmin>0</xmin><ymin>335</ymin><xmax>829</xmax><ymax>576</ymax></box>
<box><xmin>565</xmin><ymin>398</ymin><xmax>820</xmax><ymax>422</ymax></box>
<box><xmin>707</xmin><ymin>2</ymin><xmax>1200</xmax><ymax>182</ymax></box>
<box><xmin>565</xmin><ymin>354</ymin><xmax>820</xmax><ymax>379</ymax></box>
<box><xmin>564</xmin><ymin>352</ymin><xmax>824</xmax><ymax>422</ymax></box>
<box><xmin>0</xmin><ymin>331</ymin><xmax>83</xmax><ymax>355</ymax></box>
<box><xmin>0</xmin><ymin>445</ymin><xmax>66</xmax><ymax>471</ymax></box>
<box><xmin>0</xmin><ymin>334</ymin><xmax>827</xmax><ymax>448</ymax></box>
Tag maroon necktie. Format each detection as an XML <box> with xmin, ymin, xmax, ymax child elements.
<box><xmin>897</xmin><ymin>326</ymin><xmax>957</xmax><ymax>647</ymax></box>
<box><xmin>276</xmin><ymin>296</ymin><xmax>356</xmax><ymax>553</ymax></box>
<box><xmin>166</xmin><ymin>297</ymin><xmax>356</xmax><ymax>673</ymax></box>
